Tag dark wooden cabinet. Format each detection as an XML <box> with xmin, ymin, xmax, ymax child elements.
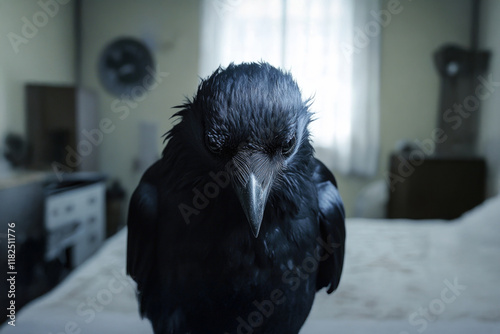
<box><xmin>26</xmin><ymin>85</ymin><xmax>99</xmax><ymax>172</ymax></box>
<box><xmin>387</xmin><ymin>154</ymin><xmax>486</xmax><ymax>219</ymax></box>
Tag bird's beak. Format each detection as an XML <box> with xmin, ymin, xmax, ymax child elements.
<box><xmin>235</xmin><ymin>173</ymin><xmax>271</xmax><ymax>238</ymax></box>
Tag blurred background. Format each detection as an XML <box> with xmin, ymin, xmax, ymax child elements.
<box><xmin>0</xmin><ymin>0</ymin><xmax>499</xmax><ymax>329</ymax></box>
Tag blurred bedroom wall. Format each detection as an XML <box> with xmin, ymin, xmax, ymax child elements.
<box><xmin>79</xmin><ymin>0</ymin><xmax>480</xmax><ymax>215</ymax></box>
<box><xmin>0</xmin><ymin>0</ymin><xmax>75</xmax><ymax>138</ymax></box>
<box><xmin>80</xmin><ymin>0</ymin><xmax>200</xmax><ymax>196</ymax></box>
<box><xmin>327</xmin><ymin>0</ymin><xmax>474</xmax><ymax>215</ymax></box>
<box><xmin>1</xmin><ymin>0</ymin><xmax>499</xmax><ymax>216</ymax></box>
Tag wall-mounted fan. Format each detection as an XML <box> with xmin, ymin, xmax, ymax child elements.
<box><xmin>98</xmin><ymin>37</ymin><xmax>155</xmax><ymax>97</ymax></box>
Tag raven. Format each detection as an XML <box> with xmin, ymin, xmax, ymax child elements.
<box><xmin>127</xmin><ymin>62</ymin><xmax>345</xmax><ymax>334</ymax></box>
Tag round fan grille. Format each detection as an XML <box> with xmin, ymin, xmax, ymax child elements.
<box><xmin>98</xmin><ymin>37</ymin><xmax>155</xmax><ymax>97</ymax></box>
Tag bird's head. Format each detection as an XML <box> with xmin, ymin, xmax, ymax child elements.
<box><xmin>170</xmin><ymin>62</ymin><xmax>313</xmax><ymax>237</ymax></box>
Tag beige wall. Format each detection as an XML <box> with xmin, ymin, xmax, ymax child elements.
<box><xmin>80</xmin><ymin>0</ymin><xmax>200</xmax><ymax>195</ymax></box>
<box><xmin>0</xmin><ymin>0</ymin><xmax>75</xmax><ymax>138</ymax></box>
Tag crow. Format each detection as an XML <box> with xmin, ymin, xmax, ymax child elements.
<box><xmin>127</xmin><ymin>62</ymin><xmax>345</xmax><ymax>334</ymax></box>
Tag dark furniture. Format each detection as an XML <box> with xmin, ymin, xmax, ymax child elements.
<box><xmin>387</xmin><ymin>154</ymin><xmax>486</xmax><ymax>220</ymax></box>
<box><xmin>25</xmin><ymin>84</ymin><xmax>99</xmax><ymax>171</ymax></box>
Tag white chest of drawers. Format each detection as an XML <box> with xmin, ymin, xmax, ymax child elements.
<box><xmin>45</xmin><ymin>181</ymin><xmax>106</xmax><ymax>267</ymax></box>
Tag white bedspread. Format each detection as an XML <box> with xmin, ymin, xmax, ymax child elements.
<box><xmin>2</xmin><ymin>196</ymin><xmax>500</xmax><ymax>334</ymax></box>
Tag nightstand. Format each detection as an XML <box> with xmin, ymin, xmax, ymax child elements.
<box><xmin>386</xmin><ymin>154</ymin><xmax>486</xmax><ymax>219</ymax></box>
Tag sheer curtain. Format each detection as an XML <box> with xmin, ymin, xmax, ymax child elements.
<box><xmin>200</xmin><ymin>0</ymin><xmax>380</xmax><ymax>176</ymax></box>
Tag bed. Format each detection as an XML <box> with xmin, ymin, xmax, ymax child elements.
<box><xmin>1</xmin><ymin>195</ymin><xmax>500</xmax><ymax>334</ymax></box>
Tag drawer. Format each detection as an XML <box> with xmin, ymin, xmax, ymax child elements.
<box><xmin>45</xmin><ymin>183</ymin><xmax>105</xmax><ymax>230</ymax></box>
<box><xmin>44</xmin><ymin>182</ymin><xmax>106</xmax><ymax>266</ymax></box>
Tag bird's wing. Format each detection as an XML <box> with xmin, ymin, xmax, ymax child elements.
<box><xmin>312</xmin><ymin>158</ymin><xmax>346</xmax><ymax>293</ymax></box>
<box><xmin>126</xmin><ymin>179</ymin><xmax>158</xmax><ymax>295</ymax></box>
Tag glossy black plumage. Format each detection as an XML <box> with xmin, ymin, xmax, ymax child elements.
<box><xmin>127</xmin><ymin>62</ymin><xmax>345</xmax><ymax>334</ymax></box>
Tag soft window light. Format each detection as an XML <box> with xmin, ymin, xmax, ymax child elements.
<box><xmin>200</xmin><ymin>0</ymin><xmax>380</xmax><ymax>176</ymax></box>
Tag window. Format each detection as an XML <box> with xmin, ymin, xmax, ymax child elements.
<box><xmin>200</xmin><ymin>0</ymin><xmax>380</xmax><ymax>176</ymax></box>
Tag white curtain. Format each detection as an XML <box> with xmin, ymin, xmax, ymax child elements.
<box><xmin>200</xmin><ymin>0</ymin><xmax>380</xmax><ymax>176</ymax></box>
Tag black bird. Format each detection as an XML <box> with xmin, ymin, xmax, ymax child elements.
<box><xmin>127</xmin><ymin>62</ymin><xmax>345</xmax><ymax>334</ymax></box>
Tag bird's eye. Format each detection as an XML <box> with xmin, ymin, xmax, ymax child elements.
<box><xmin>206</xmin><ymin>135</ymin><xmax>223</xmax><ymax>154</ymax></box>
<box><xmin>282</xmin><ymin>136</ymin><xmax>296</xmax><ymax>156</ymax></box>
